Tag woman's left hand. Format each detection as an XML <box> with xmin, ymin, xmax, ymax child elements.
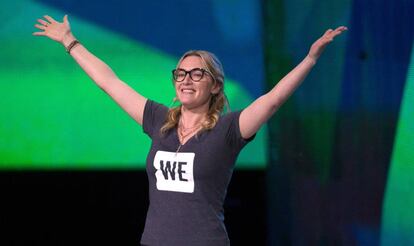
<box><xmin>308</xmin><ymin>26</ymin><xmax>348</xmax><ymax>62</ymax></box>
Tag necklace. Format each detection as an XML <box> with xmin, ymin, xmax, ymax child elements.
<box><xmin>179</xmin><ymin>117</ymin><xmax>202</xmax><ymax>130</ymax></box>
<box><xmin>175</xmin><ymin>117</ymin><xmax>203</xmax><ymax>154</ymax></box>
<box><xmin>179</xmin><ymin>122</ymin><xmax>200</xmax><ymax>131</ymax></box>
<box><xmin>176</xmin><ymin>127</ymin><xmax>199</xmax><ymax>155</ymax></box>
<box><xmin>178</xmin><ymin>123</ymin><xmax>201</xmax><ymax>144</ymax></box>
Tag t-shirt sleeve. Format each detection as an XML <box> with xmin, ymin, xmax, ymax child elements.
<box><xmin>142</xmin><ymin>100</ymin><xmax>169</xmax><ymax>138</ymax></box>
<box><xmin>225</xmin><ymin>111</ymin><xmax>256</xmax><ymax>152</ymax></box>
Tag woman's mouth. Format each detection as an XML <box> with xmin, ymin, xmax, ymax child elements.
<box><xmin>181</xmin><ymin>88</ymin><xmax>196</xmax><ymax>94</ymax></box>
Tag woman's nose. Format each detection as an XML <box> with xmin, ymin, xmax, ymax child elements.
<box><xmin>182</xmin><ymin>74</ymin><xmax>194</xmax><ymax>84</ymax></box>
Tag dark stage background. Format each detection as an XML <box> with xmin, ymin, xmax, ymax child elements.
<box><xmin>0</xmin><ymin>171</ymin><xmax>266</xmax><ymax>245</ymax></box>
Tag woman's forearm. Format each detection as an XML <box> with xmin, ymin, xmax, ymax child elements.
<box><xmin>267</xmin><ymin>55</ymin><xmax>316</xmax><ymax>111</ymax></box>
<box><xmin>62</xmin><ymin>33</ymin><xmax>118</xmax><ymax>90</ymax></box>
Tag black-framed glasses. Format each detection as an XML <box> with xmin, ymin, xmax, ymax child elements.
<box><xmin>172</xmin><ymin>68</ymin><xmax>210</xmax><ymax>82</ymax></box>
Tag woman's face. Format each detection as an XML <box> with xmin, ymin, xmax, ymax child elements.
<box><xmin>174</xmin><ymin>55</ymin><xmax>220</xmax><ymax>110</ymax></box>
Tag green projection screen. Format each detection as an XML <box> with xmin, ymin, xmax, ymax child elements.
<box><xmin>0</xmin><ymin>1</ymin><xmax>266</xmax><ymax>169</ymax></box>
<box><xmin>380</xmin><ymin>41</ymin><xmax>414</xmax><ymax>245</ymax></box>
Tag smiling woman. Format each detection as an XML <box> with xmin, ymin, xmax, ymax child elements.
<box><xmin>161</xmin><ymin>51</ymin><xmax>227</xmax><ymax>142</ymax></box>
<box><xmin>33</xmin><ymin>13</ymin><xmax>346</xmax><ymax>245</ymax></box>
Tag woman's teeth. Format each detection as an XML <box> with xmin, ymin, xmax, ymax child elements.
<box><xmin>182</xmin><ymin>89</ymin><xmax>195</xmax><ymax>94</ymax></box>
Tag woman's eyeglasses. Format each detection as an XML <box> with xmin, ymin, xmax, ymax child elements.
<box><xmin>172</xmin><ymin>68</ymin><xmax>211</xmax><ymax>82</ymax></box>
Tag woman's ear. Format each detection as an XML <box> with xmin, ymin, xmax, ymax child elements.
<box><xmin>211</xmin><ymin>82</ymin><xmax>222</xmax><ymax>95</ymax></box>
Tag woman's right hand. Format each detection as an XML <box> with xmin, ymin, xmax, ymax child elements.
<box><xmin>33</xmin><ymin>15</ymin><xmax>75</xmax><ymax>46</ymax></box>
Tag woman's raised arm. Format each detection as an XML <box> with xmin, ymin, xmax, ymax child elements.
<box><xmin>239</xmin><ymin>26</ymin><xmax>347</xmax><ymax>139</ymax></box>
<box><xmin>33</xmin><ymin>15</ymin><xmax>147</xmax><ymax>125</ymax></box>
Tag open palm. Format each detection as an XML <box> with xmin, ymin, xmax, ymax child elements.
<box><xmin>33</xmin><ymin>15</ymin><xmax>71</xmax><ymax>43</ymax></box>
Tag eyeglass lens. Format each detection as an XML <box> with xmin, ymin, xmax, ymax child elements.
<box><xmin>173</xmin><ymin>68</ymin><xmax>205</xmax><ymax>82</ymax></box>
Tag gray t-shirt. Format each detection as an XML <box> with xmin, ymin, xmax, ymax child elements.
<box><xmin>140</xmin><ymin>100</ymin><xmax>254</xmax><ymax>246</ymax></box>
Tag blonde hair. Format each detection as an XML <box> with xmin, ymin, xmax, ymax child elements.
<box><xmin>160</xmin><ymin>50</ymin><xmax>229</xmax><ymax>134</ymax></box>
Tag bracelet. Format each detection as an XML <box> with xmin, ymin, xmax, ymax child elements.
<box><xmin>66</xmin><ymin>40</ymin><xmax>80</xmax><ymax>54</ymax></box>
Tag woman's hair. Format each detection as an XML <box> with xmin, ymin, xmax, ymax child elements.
<box><xmin>160</xmin><ymin>50</ymin><xmax>229</xmax><ymax>135</ymax></box>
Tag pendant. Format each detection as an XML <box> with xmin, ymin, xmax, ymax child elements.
<box><xmin>175</xmin><ymin>144</ymin><xmax>182</xmax><ymax>156</ymax></box>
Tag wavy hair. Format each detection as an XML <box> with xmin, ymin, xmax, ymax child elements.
<box><xmin>160</xmin><ymin>50</ymin><xmax>229</xmax><ymax>135</ymax></box>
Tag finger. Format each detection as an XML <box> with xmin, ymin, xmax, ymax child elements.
<box><xmin>32</xmin><ymin>31</ymin><xmax>45</xmax><ymax>36</ymax></box>
<box><xmin>335</xmin><ymin>26</ymin><xmax>348</xmax><ymax>32</ymax></box>
<box><xmin>43</xmin><ymin>15</ymin><xmax>57</xmax><ymax>23</ymax></box>
<box><xmin>331</xmin><ymin>27</ymin><xmax>348</xmax><ymax>39</ymax></box>
<box><xmin>323</xmin><ymin>29</ymin><xmax>333</xmax><ymax>36</ymax></box>
<box><xmin>332</xmin><ymin>26</ymin><xmax>348</xmax><ymax>35</ymax></box>
<box><xmin>63</xmin><ymin>14</ymin><xmax>69</xmax><ymax>24</ymax></box>
<box><xmin>37</xmin><ymin>18</ymin><xmax>49</xmax><ymax>26</ymax></box>
<box><xmin>323</xmin><ymin>26</ymin><xmax>346</xmax><ymax>40</ymax></box>
<box><xmin>34</xmin><ymin>24</ymin><xmax>47</xmax><ymax>30</ymax></box>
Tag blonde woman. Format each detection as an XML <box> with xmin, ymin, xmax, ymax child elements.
<box><xmin>34</xmin><ymin>15</ymin><xmax>346</xmax><ymax>246</ymax></box>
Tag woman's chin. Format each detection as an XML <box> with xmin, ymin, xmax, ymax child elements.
<box><xmin>180</xmin><ymin>100</ymin><xmax>197</xmax><ymax>109</ymax></box>
<box><xmin>178</xmin><ymin>95</ymin><xmax>197</xmax><ymax>105</ymax></box>
<box><xmin>177</xmin><ymin>94</ymin><xmax>210</xmax><ymax>110</ymax></box>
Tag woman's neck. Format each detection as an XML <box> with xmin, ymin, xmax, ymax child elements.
<box><xmin>180</xmin><ymin>104</ymin><xmax>208</xmax><ymax>128</ymax></box>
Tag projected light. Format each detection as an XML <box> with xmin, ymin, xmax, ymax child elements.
<box><xmin>381</xmin><ymin>42</ymin><xmax>414</xmax><ymax>246</ymax></box>
<box><xmin>0</xmin><ymin>1</ymin><xmax>266</xmax><ymax>169</ymax></box>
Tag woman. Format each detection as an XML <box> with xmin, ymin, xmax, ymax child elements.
<box><xmin>33</xmin><ymin>15</ymin><xmax>346</xmax><ymax>246</ymax></box>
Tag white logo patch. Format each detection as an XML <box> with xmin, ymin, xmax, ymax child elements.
<box><xmin>153</xmin><ymin>151</ymin><xmax>195</xmax><ymax>193</ymax></box>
